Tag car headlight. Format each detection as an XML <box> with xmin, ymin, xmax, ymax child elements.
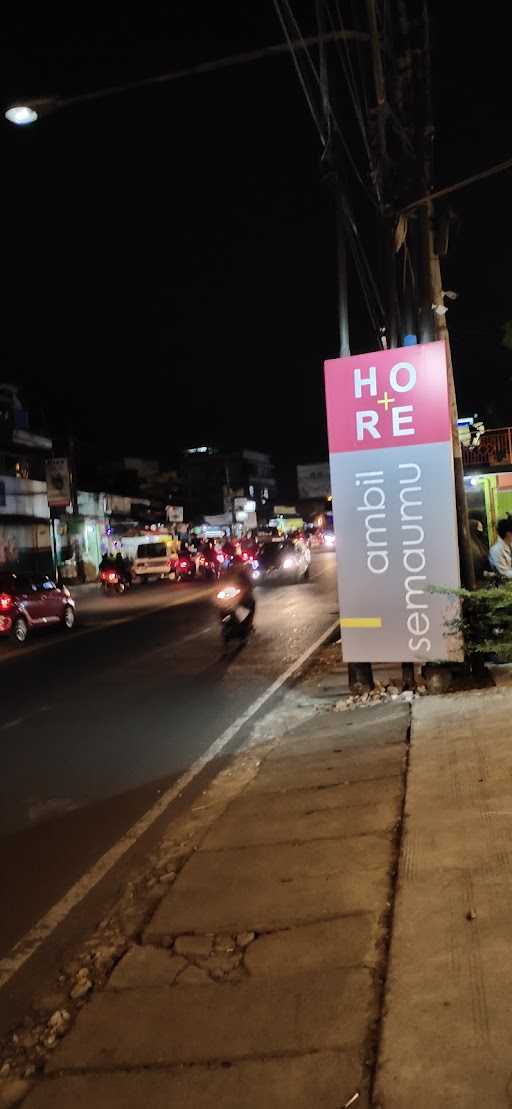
<box><xmin>282</xmin><ymin>557</ymin><xmax>295</xmax><ymax>570</ymax></box>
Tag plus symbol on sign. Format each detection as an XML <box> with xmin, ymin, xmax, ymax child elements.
<box><xmin>377</xmin><ymin>391</ymin><xmax>395</xmax><ymax>411</ymax></box>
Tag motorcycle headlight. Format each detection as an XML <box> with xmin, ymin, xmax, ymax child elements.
<box><xmin>282</xmin><ymin>557</ymin><xmax>295</xmax><ymax>570</ymax></box>
<box><xmin>217</xmin><ymin>586</ymin><xmax>240</xmax><ymax>601</ymax></box>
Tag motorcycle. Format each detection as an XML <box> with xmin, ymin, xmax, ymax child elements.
<box><xmin>174</xmin><ymin>552</ymin><xmax>197</xmax><ymax>582</ymax></box>
<box><xmin>100</xmin><ymin>567</ymin><xmax>131</xmax><ymax>595</ymax></box>
<box><xmin>199</xmin><ymin>550</ymin><xmax>225</xmax><ymax>580</ymax></box>
<box><xmin>216</xmin><ymin>583</ymin><xmax>255</xmax><ymax>645</ymax></box>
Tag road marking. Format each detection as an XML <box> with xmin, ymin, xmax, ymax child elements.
<box><xmin>0</xmin><ymin>717</ymin><xmax>25</xmax><ymax>731</ymax></box>
<box><xmin>340</xmin><ymin>616</ymin><xmax>382</xmax><ymax>628</ymax></box>
<box><xmin>0</xmin><ymin>615</ymin><xmax>339</xmax><ymax>991</ymax></box>
<box><xmin>0</xmin><ymin>705</ymin><xmax>52</xmax><ymax>733</ymax></box>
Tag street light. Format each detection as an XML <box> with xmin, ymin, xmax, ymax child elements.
<box><xmin>4</xmin><ymin>98</ymin><xmax>59</xmax><ymax>126</ymax></box>
<box><xmin>5</xmin><ymin>105</ymin><xmax>38</xmax><ymax>126</ymax></box>
<box><xmin>4</xmin><ymin>30</ymin><xmax>369</xmax><ymax>129</ymax></box>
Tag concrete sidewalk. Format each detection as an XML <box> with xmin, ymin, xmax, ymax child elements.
<box><xmin>375</xmin><ymin>686</ymin><xmax>512</xmax><ymax>1108</ymax></box>
<box><xmin>22</xmin><ymin>702</ymin><xmax>409</xmax><ymax>1109</ymax></box>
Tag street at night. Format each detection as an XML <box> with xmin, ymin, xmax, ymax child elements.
<box><xmin>0</xmin><ymin>553</ymin><xmax>337</xmax><ymax>965</ymax></box>
<box><xmin>4</xmin><ymin>1</ymin><xmax>512</xmax><ymax>1105</ymax></box>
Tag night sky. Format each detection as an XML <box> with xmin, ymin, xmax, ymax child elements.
<box><xmin>3</xmin><ymin>3</ymin><xmax>511</xmax><ymax>466</ymax></box>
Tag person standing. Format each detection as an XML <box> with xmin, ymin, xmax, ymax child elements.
<box><xmin>469</xmin><ymin>517</ymin><xmax>489</xmax><ymax>586</ymax></box>
<box><xmin>489</xmin><ymin>518</ymin><xmax>512</xmax><ymax>581</ymax></box>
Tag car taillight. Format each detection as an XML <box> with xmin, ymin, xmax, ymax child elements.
<box><xmin>0</xmin><ymin>593</ymin><xmax>13</xmax><ymax>610</ymax></box>
<box><xmin>180</xmin><ymin>560</ymin><xmax>188</xmax><ymax>569</ymax></box>
<box><xmin>108</xmin><ymin>572</ymin><xmax>118</xmax><ymax>583</ymax></box>
<box><xmin>242</xmin><ymin>552</ymin><xmax>248</xmax><ymax>561</ymax></box>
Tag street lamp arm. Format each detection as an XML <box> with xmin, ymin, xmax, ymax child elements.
<box><xmin>5</xmin><ymin>29</ymin><xmax>369</xmax><ymax>124</ymax></box>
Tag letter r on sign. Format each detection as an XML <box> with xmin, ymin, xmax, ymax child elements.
<box><xmin>356</xmin><ymin>410</ymin><xmax>381</xmax><ymax>441</ymax></box>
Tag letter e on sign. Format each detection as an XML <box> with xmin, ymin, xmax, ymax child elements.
<box><xmin>392</xmin><ymin>405</ymin><xmax>414</xmax><ymax>437</ymax></box>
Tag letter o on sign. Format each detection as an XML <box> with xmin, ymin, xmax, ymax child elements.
<box><xmin>390</xmin><ymin>361</ymin><xmax>416</xmax><ymax>393</ymax></box>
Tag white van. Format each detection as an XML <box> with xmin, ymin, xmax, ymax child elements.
<box><xmin>133</xmin><ymin>541</ymin><xmax>177</xmax><ymax>581</ymax></box>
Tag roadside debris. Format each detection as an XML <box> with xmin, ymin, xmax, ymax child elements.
<box><xmin>334</xmin><ymin>680</ymin><xmax>427</xmax><ymax>711</ymax></box>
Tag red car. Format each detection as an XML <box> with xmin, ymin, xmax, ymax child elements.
<box><xmin>0</xmin><ymin>572</ymin><xmax>76</xmax><ymax>645</ymax></box>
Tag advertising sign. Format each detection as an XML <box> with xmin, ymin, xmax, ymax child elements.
<box><xmin>324</xmin><ymin>341</ymin><xmax>461</xmax><ymax>662</ymax></box>
<box><xmin>45</xmin><ymin>458</ymin><xmax>71</xmax><ymax>509</ymax></box>
<box><xmin>297</xmin><ymin>462</ymin><xmax>331</xmax><ymax>500</ymax></box>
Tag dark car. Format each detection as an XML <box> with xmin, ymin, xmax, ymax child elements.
<box><xmin>253</xmin><ymin>539</ymin><xmax>311</xmax><ymax>585</ymax></box>
<box><xmin>0</xmin><ymin>572</ymin><xmax>76</xmax><ymax>644</ymax></box>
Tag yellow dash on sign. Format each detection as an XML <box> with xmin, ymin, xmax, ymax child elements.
<box><xmin>340</xmin><ymin>617</ymin><xmax>382</xmax><ymax>628</ymax></box>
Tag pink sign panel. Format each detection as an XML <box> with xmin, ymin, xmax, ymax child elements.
<box><xmin>324</xmin><ymin>340</ymin><xmax>451</xmax><ymax>454</ymax></box>
<box><xmin>324</xmin><ymin>340</ymin><xmax>461</xmax><ymax>663</ymax></box>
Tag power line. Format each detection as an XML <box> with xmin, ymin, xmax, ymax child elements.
<box><xmin>402</xmin><ymin>155</ymin><xmax>512</xmax><ymax>212</ymax></box>
<box><xmin>272</xmin><ymin>0</ymin><xmax>327</xmax><ymax>144</ymax></box>
<box><xmin>325</xmin><ymin>0</ymin><xmax>381</xmax><ymax>203</ymax></box>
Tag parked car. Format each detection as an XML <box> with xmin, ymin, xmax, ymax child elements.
<box><xmin>254</xmin><ymin>538</ymin><xmax>311</xmax><ymax>585</ymax></box>
<box><xmin>0</xmin><ymin>572</ymin><xmax>76</xmax><ymax>644</ymax></box>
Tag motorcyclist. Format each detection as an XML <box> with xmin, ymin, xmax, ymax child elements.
<box><xmin>115</xmin><ymin>551</ymin><xmax>132</xmax><ymax>584</ymax></box>
<box><xmin>218</xmin><ymin>562</ymin><xmax>255</xmax><ymax>632</ymax></box>
<box><xmin>222</xmin><ymin>533</ymin><xmax>237</xmax><ymax>563</ymax></box>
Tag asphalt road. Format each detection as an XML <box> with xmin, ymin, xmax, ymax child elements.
<box><xmin>0</xmin><ymin>553</ymin><xmax>338</xmax><ymax>973</ymax></box>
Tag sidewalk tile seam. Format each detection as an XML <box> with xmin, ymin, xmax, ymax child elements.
<box><xmin>243</xmin><ymin>769</ymin><xmax>405</xmax><ymax>796</ymax></box>
<box><xmin>198</xmin><ymin>828</ymin><xmax>398</xmax><ymax>854</ymax></box>
<box><xmin>44</xmin><ymin>1044</ymin><xmax>359</xmax><ymax>1077</ymax></box>
<box><xmin>104</xmin><ymin>954</ymin><xmax>370</xmax><ymax>989</ymax></box>
<box><xmin>147</xmin><ymin>908</ymin><xmax>376</xmax><ymax>942</ymax></box>
<box><xmin>196</xmin><ymin>829</ymin><xmax>396</xmax><ymax>851</ymax></box>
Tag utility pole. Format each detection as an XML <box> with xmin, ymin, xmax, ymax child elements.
<box><xmin>427</xmin><ymin>208</ymin><xmax>475</xmax><ymax>588</ymax></box>
<box><xmin>412</xmin><ymin>0</ymin><xmax>475</xmax><ymax>589</ymax></box>
<box><xmin>317</xmin><ymin>0</ymin><xmax>374</xmax><ymax>691</ymax></box>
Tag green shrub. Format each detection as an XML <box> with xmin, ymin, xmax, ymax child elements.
<box><xmin>444</xmin><ymin>583</ymin><xmax>512</xmax><ymax>660</ymax></box>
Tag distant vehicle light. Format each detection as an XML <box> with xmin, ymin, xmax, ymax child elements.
<box><xmin>252</xmin><ymin>559</ymin><xmax>259</xmax><ymax>569</ymax></box>
<box><xmin>216</xmin><ymin>554</ymin><xmax>224</xmax><ymax>563</ymax></box>
<box><xmin>179</xmin><ymin>560</ymin><xmax>188</xmax><ymax>569</ymax></box>
<box><xmin>217</xmin><ymin>587</ymin><xmax>240</xmax><ymax>600</ymax></box>
<box><xmin>0</xmin><ymin>593</ymin><xmax>13</xmax><ymax>610</ymax></box>
<box><xmin>283</xmin><ymin>557</ymin><xmax>295</xmax><ymax>570</ymax></box>
<box><xmin>5</xmin><ymin>105</ymin><xmax>38</xmax><ymax>126</ymax></box>
<box><xmin>108</xmin><ymin>572</ymin><xmax>118</xmax><ymax>582</ymax></box>
<box><xmin>242</xmin><ymin>552</ymin><xmax>248</xmax><ymax>561</ymax></box>
<box><xmin>252</xmin><ymin>570</ymin><xmax>261</xmax><ymax>580</ymax></box>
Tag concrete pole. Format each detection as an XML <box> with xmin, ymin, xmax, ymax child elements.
<box><xmin>427</xmin><ymin>202</ymin><xmax>476</xmax><ymax>590</ymax></box>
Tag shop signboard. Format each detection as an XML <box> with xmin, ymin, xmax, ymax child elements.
<box><xmin>324</xmin><ymin>341</ymin><xmax>462</xmax><ymax>662</ymax></box>
<box><xmin>45</xmin><ymin>458</ymin><xmax>71</xmax><ymax>509</ymax></box>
